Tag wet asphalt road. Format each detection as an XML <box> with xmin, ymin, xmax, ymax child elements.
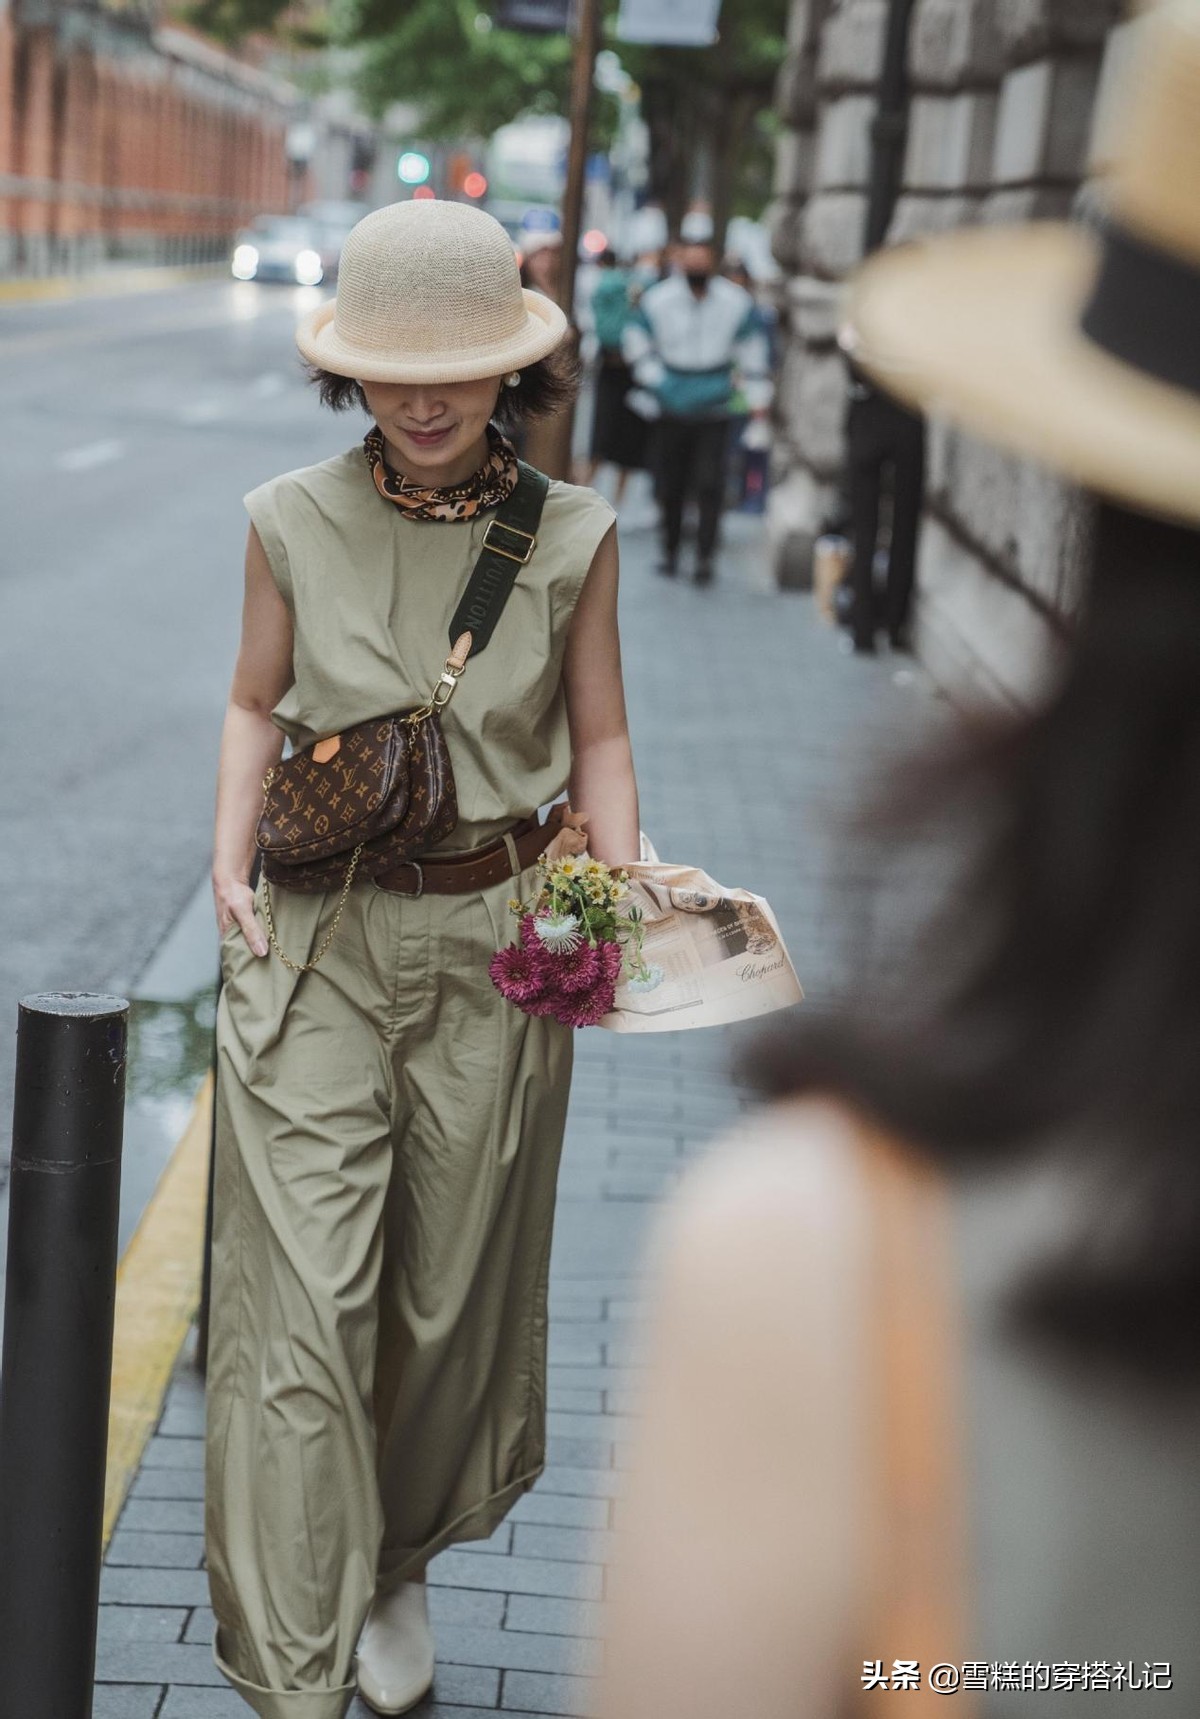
<box><xmin>0</xmin><ymin>275</ymin><xmax>352</xmax><ymax>1165</ymax></box>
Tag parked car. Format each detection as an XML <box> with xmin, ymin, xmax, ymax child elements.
<box><xmin>298</xmin><ymin>199</ymin><xmax>374</xmax><ymax>275</ymax></box>
<box><xmin>230</xmin><ymin>216</ymin><xmax>331</xmax><ymax>286</ymax></box>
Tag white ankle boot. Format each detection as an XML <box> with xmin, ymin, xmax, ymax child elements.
<box><xmin>355</xmin><ymin>1580</ymin><xmax>435</xmax><ymax>1715</ymax></box>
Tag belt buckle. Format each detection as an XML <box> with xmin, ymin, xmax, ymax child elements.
<box><xmin>384</xmin><ymin>859</ymin><xmax>424</xmax><ymax>898</ymax></box>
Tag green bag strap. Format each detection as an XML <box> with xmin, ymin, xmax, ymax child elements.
<box><xmin>447</xmin><ymin>458</ymin><xmax>550</xmax><ymax>657</ymax></box>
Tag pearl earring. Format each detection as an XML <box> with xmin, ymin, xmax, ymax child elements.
<box><xmin>505</xmin><ymin>371</ymin><xmax>522</xmax><ymax>387</ymax></box>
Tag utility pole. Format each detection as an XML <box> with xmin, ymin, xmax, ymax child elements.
<box><xmin>557</xmin><ymin>0</ymin><xmax>599</xmax><ymax>333</ymax></box>
<box><xmin>522</xmin><ymin>0</ymin><xmax>600</xmax><ymax>479</ymax></box>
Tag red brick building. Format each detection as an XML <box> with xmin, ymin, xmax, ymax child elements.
<box><xmin>1</xmin><ymin>0</ymin><xmax>302</xmax><ymax>277</ymax></box>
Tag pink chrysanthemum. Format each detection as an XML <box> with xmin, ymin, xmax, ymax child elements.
<box><xmin>519</xmin><ymin>980</ymin><xmax>563</xmax><ymax>1018</ymax></box>
<box><xmin>493</xmin><ymin>923</ymin><xmax>625</xmax><ymax>1027</ymax></box>
<box><xmin>547</xmin><ymin>940</ymin><xmax>605</xmax><ymax>995</ymax></box>
<box><xmin>489</xmin><ymin>941</ymin><xmax>549</xmax><ymax>1006</ymax></box>
<box><xmin>553</xmin><ymin>975</ymin><xmax>618</xmax><ymax>1029</ymax></box>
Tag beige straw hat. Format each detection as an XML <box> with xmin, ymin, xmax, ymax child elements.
<box><xmin>840</xmin><ymin>0</ymin><xmax>1200</xmax><ymax>529</ymax></box>
<box><xmin>295</xmin><ymin>199</ymin><xmax>569</xmax><ymax>385</ymax></box>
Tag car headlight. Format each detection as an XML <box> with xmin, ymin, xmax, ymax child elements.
<box><xmin>232</xmin><ymin>244</ymin><xmax>259</xmax><ymax>280</ymax></box>
<box><xmin>294</xmin><ymin>249</ymin><xmax>324</xmax><ymax>286</ymax></box>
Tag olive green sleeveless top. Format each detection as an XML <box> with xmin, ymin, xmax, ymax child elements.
<box><xmin>243</xmin><ymin>443</ymin><xmax>617</xmax><ymax>853</ymax></box>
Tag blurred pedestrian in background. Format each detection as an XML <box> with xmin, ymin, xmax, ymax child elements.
<box><xmin>518</xmin><ymin>228</ymin><xmax>563</xmax><ymax>301</ymax></box>
<box><xmin>844</xmin><ymin>363</ymin><xmax>925</xmax><ymax>655</ymax></box>
<box><xmin>207</xmin><ymin>198</ymin><xmax>637</xmax><ymax>1719</ymax></box>
<box><xmin>720</xmin><ymin>254</ymin><xmax>777</xmax><ymax>515</ymax></box>
<box><xmin>583</xmin><ymin>249</ymin><xmax>649</xmax><ymax>508</ymax></box>
<box><xmin>512</xmin><ymin>228</ymin><xmax>570</xmax><ymax>464</ymax></box>
<box><xmin>720</xmin><ymin>253</ymin><xmax>778</xmax><ymax>359</ymax></box>
<box><xmin>623</xmin><ymin>213</ymin><xmax>773</xmax><ymax>584</ymax></box>
<box><xmin>598</xmin><ymin>5</ymin><xmax>1200</xmax><ymax>1715</ymax></box>
<box><xmin>631</xmin><ymin>247</ymin><xmax>668</xmax><ymax>294</ymax></box>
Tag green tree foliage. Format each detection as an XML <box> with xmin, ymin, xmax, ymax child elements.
<box><xmin>336</xmin><ymin>0</ymin><xmax>785</xmax><ymax>229</ymax></box>
<box><xmin>616</xmin><ymin>0</ymin><xmax>787</xmax><ymax>233</ymax></box>
<box><xmin>176</xmin><ymin>0</ymin><xmax>327</xmax><ymax>49</ymax></box>
<box><xmin>175</xmin><ymin>0</ymin><xmax>787</xmax><ymax>232</ymax></box>
<box><xmin>332</xmin><ymin>0</ymin><xmax>582</xmax><ymax>137</ymax></box>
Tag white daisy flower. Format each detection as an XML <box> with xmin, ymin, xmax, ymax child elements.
<box><xmin>625</xmin><ymin>963</ymin><xmax>665</xmax><ymax>994</ymax></box>
<box><xmin>534</xmin><ymin>913</ymin><xmax>583</xmax><ymax>952</ymax></box>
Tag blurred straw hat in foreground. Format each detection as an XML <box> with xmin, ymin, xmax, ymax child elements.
<box><xmin>840</xmin><ymin>0</ymin><xmax>1200</xmax><ymax>528</ymax></box>
<box><xmin>296</xmin><ymin>199</ymin><xmax>568</xmax><ymax>386</ymax></box>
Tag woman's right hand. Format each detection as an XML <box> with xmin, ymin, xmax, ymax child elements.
<box><xmin>211</xmin><ymin>522</ymin><xmax>294</xmax><ymax>963</ymax></box>
<box><xmin>214</xmin><ymin>876</ymin><xmax>269</xmax><ymax>957</ymax></box>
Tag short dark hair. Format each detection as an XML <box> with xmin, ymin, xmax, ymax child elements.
<box><xmin>302</xmin><ymin>340</ymin><xmax>582</xmax><ymax>434</ymax></box>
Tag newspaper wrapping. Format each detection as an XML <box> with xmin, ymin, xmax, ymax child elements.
<box><xmin>599</xmin><ymin>839</ymin><xmax>803</xmax><ymax>1034</ymax></box>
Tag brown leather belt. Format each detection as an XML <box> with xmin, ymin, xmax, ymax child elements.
<box><xmin>371</xmin><ymin>804</ymin><xmax>565</xmax><ymax>897</ymax></box>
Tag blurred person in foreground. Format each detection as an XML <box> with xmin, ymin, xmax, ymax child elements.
<box><xmin>599</xmin><ymin>5</ymin><xmax>1200</xmax><ymax>1715</ymax></box>
<box><xmin>583</xmin><ymin>249</ymin><xmax>649</xmax><ymax>507</ymax></box>
<box><xmin>622</xmin><ymin>214</ymin><xmax>773</xmax><ymax>584</ymax></box>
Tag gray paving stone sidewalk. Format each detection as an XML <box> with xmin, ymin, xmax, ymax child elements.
<box><xmin>95</xmin><ymin>492</ymin><xmax>937</xmax><ymax>1717</ymax></box>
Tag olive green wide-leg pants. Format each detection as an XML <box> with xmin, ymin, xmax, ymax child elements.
<box><xmin>205</xmin><ymin>863</ymin><xmax>572</xmax><ymax>1719</ymax></box>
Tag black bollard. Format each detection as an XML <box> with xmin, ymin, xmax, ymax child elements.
<box><xmin>0</xmin><ymin>992</ymin><xmax>129</xmax><ymax>1719</ymax></box>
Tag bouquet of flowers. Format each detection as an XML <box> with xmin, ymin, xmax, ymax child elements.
<box><xmin>489</xmin><ymin>853</ymin><xmax>663</xmax><ymax>1029</ymax></box>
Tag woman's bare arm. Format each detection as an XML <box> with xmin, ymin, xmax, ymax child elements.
<box><xmin>597</xmin><ymin>1098</ymin><xmax>874</xmax><ymax>1719</ymax></box>
<box><xmin>212</xmin><ymin>524</ymin><xmax>294</xmax><ymax>952</ymax></box>
<box><xmin>562</xmin><ymin>522</ymin><xmax>640</xmax><ymax>865</ymax></box>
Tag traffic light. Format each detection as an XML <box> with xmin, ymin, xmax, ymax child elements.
<box><xmin>447</xmin><ymin>153</ymin><xmax>488</xmax><ymax>202</ymax></box>
<box><xmin>397</xmin><ymin>151</ymin><xmax>431</xmax><ymax>185</ymax></box>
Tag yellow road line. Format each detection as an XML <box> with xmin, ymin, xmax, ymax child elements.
<box><xmin>103</xmin><ymin>1070</ymin><xmax>212</xmax><ymax>1548</ymax></box>
<box><xmin>0</xmin><ymin>263</ymin><xmax>224</xmax><ymax>306</ymax></box>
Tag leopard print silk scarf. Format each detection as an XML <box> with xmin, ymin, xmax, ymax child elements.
<box><xmin>363</xmin><ymin>420</ymin><xmax>519</xmax><ymax>520</ymax></box>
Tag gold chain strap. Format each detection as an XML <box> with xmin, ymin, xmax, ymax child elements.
<box><xmin>259</xmin><ymin>842</ymin><xmax>365</xmax><ymax>973</ymax></box>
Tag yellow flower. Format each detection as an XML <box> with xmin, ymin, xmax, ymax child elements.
<box><xmin>555</xmin><ymin>857</ymin><xmax>583</xmax><ymax>881</ymax></box>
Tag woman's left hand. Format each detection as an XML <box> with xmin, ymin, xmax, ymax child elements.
<box><xmin>542</xmin><ymin>804</ymin><xmax>589</xmax><ymax>864</ymax></box>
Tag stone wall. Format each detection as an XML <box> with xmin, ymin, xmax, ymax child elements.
<box><xmin>767</xmin><ymin>0</ymin><xmax>1142</xmax><ymax>709</ymax></box>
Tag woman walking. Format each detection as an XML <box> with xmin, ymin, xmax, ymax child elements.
<box><xmin>207</xmin><ymin>199</ymin><xmax>637</xmax><ymax>1719</ymax></box>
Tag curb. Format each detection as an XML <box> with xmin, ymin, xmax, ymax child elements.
<box><xmin>103</xmin><ymin>1070</ymin><xmax>212</xmax><ymax>1549</ymax></box>
<box><xmin>0</xmin><ymin>263</ymin><xmax>226</xmax><ymax>307</ymax></box>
